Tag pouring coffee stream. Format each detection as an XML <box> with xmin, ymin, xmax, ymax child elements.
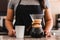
<box><xmin>30</xmin><ymin>14</ymin><xmax>45</xmax><ymax>38</ymax></box>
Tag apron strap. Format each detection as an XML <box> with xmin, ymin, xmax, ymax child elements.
<box><xmin>18</xmin><ymin>0</ymin><xmax>21</xmax><ymax>5</ymax></box>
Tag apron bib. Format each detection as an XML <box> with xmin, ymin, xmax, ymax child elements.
<box><xmin>14</xmin><ymin>0</ymin><xmax>44</xmax><ymax>35</ymax></box>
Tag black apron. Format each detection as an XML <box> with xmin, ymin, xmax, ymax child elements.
<box><xmin>14</xmin><ymin>1</ymin><xmax>44</xmax><ymax>35</ymax></box>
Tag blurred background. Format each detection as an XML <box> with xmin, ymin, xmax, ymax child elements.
<box><xmin>0</xmin><ymin>0</ymin><xmax>8</xmax><ymax>16</ymax></box>
<box><xmin>0</xmin><ymin>0</ymin><xmax>60</xmax><ymax>35</ymax></box>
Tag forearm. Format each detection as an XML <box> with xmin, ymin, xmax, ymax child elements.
<box><xmin>5</xmin><ymin>19</ymin><xmax>14</xmax><ymax>31</ymax></box>
<box><xmin>44</xmin><ymin>8</ymin><xmax>53</xmax><ymax>32</ymax></box>
<box><xmin>5</xmin><ymin>9</ymin><xmax>14</xmax><ymax>31</ymax></box>
<box><xmin>45</xmin><ymin>19</ymin><xmax>53</xmax><ymax>32</ymax></box>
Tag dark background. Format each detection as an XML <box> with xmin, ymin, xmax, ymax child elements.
<box><xmin>0</xmin><ymin>0</ymin><xmax>8</xmax><ymax>16</ymax></box>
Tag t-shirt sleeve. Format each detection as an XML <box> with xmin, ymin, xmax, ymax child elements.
<box><xmin>45</xmin><ymin>0</ymin><xmax>50</xmax><ymax>8</ymax></box>
<box><xmin>7</xmin><ymin>0</ymin><xmax>14</xmax><ymax>9</ymax></box>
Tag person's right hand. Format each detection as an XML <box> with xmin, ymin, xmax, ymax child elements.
<box><xmin>8</xmin><ymin>29</ymin><xmax>16</xmax><ymax>37</ymax></box>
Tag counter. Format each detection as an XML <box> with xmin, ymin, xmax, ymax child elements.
<box><xmin>0</xmin><ymin>35</ymin><xmax>59</xmax><ymax>40</ymax></box>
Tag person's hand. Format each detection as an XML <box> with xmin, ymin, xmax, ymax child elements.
<box><xmin>44</xmin><ymin>30</ymin><xmax>52</xmax><ymax>37</ymax></box>
<box><xmin>8</xmin><ymin>29</ymin><xmax>16</xmax><ymax>37</ymax></box>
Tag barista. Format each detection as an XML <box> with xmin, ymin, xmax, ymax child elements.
<box><xmin>5</xmin><ymin>0</ymin><xmax>53</xmax><ymax>37</ymax></box>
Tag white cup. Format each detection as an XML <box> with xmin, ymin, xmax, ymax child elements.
<box><xmin>15</xmin><ymin>25</ymin><xmax>25</xmax><ymax>38</ymax></box>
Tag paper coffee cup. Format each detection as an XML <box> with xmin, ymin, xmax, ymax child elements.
<box><xmin>15</xmin><ymin>25</ymin><xmax>25</xmax><ymax>38</ymax></box>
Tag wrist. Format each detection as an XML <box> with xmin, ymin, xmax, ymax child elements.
<box><xmin>8</xmin><ymin>28</ymin><xmax>14</xmax><ymax>32</ymax></box>
<box><xmin>44</xmin><ymin>27</ymin><xmax>52</xmax><ymax>32</ymax></box>
<box><xmin>44</xmin><ymin>29</ymin><xmax>51</xmax><ymax>33</ymax></box>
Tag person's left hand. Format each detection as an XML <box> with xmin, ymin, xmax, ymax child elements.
<box><xmin>44</xmin><ymin>30</ymin><xmax>52</xmax><ymax>37</ymax></box>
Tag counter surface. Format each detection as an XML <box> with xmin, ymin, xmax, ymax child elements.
<box><xmin>0</xmin><ymin>35</ymin><xmax>60</xmax><ymax>40</ymax></box>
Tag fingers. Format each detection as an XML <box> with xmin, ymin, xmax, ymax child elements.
<box><xmin>8</xmin><ymin>30</ymin><xmax>16</xmax><ymax>37</ymax></box>
<box><xmin>8</xmin><ymin>31</ymin><xmax>13</xmax><ymax>37</ymax></box>
<box><xmin>45</xmin><ymin>32</ymin><xmax>52</xmax><ymax>38</ymax></box>
<box><xmin>45</xmin><ymin>32</ymin><xmax>51</xmax><ymax>37</ymax></box>
<box><xmin>12</xmin><ymin>30</ymin><xmax>16</xmax><ymax>36</ymax></box>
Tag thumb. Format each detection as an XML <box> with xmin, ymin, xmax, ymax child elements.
<box><xmin>12</xmin><ymin>30</ymin><xmax>16</xmax><ymax>36</ymax></box>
